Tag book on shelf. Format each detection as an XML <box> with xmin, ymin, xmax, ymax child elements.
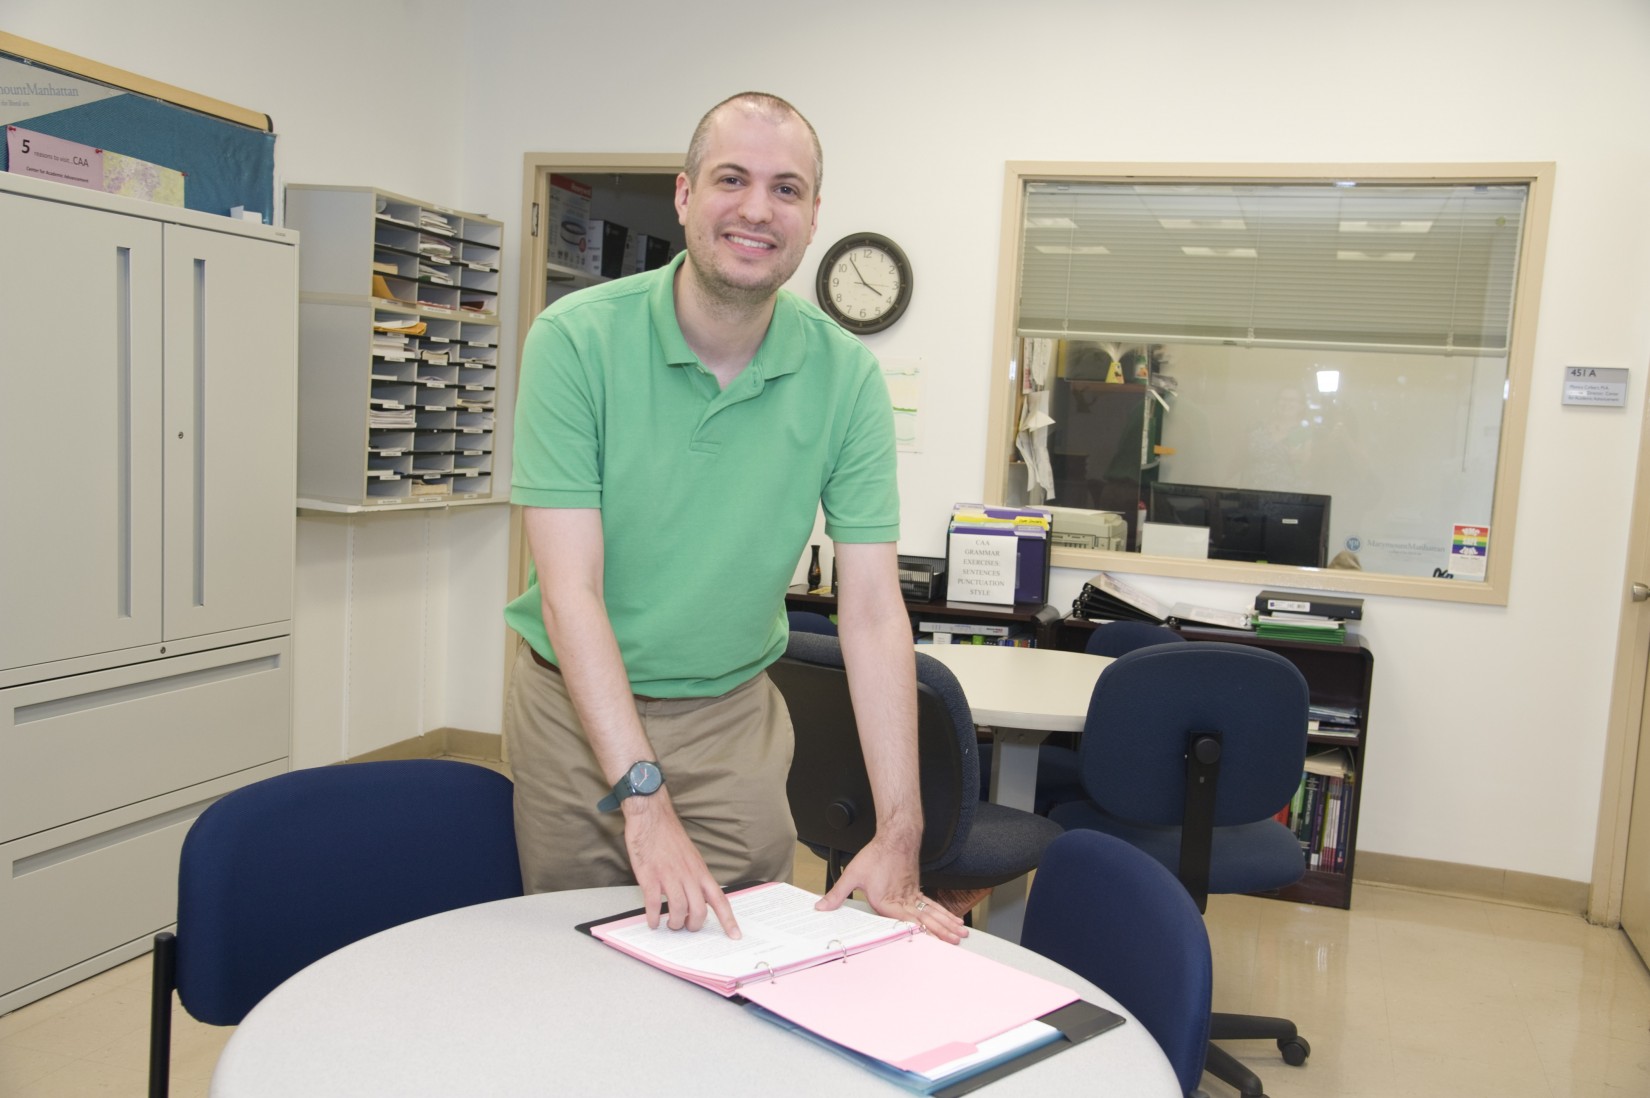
<box><xmin>580</xmin><ymin>881</ymin><xmax>1123</xmax><ymax>1094</ymax></box>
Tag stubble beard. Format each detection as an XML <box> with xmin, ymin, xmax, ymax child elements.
<box><xmin>686</xmin><ymin>227</ymin><xmax>803</xmax><ymax>313</ymax></box>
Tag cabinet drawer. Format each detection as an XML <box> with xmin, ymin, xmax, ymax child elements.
<box><xmin>1</xmin><ymin>638</ymin><xmax>291</xmax><ymax>842</ymax></box>
<box><xmin>0</xmin><ymin>761</ymin><xmax>286</xmax><ymax>1000</ymax></box>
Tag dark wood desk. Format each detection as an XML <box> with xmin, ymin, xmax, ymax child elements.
<box><xmin>785</xmin><ymin>586</ymin><xmax>1063</xmax><ymax>648</ymax></box>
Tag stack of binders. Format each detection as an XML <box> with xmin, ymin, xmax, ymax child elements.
<box><xmin>1252</xmin><ymin>590</ymin><xmax>1363</xmax><ymax>644</ymax></box>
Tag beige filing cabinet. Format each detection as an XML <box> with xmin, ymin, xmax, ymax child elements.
<box><xmin>0</xmin><ymin>173</ymin><xmax>297</xmax><ymax>1012</ymax></box>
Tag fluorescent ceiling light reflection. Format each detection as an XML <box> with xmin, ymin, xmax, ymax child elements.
<box><xmin>1025</xmin><ymin>216</ymin><xmax>1078</xmax><ymax>229</ymax></box>
<box><xmin>1316</xmin><ymin>369</ymin><xmax>1341</xmax><ymax>394</ymax></box>
<box><xmin>1182</xmin><ymin>246</ymin><xmax>1257</xmax><ymax>258</ymax></box>
<box><xmin>1339</xmin><ymin>220</ymin><xmax>1433</xmax><ymax>234</ymax></box>
<box><xmin>1158</xmin><ymin>218</ymin><xmax>1247</xmax><ymax>231</ymax></box>
<box><xmin>1034</xmin><ymin>245</ymin><xmax>1111</xmax><ymax>255</ymax></box>
<box><xmin>1336</xmin><ymin>250</ymin><xmax>1416</xmax><ymax>262</ymax></box>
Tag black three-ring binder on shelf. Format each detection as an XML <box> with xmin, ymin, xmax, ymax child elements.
<box><xmin>577</xmin><ymin>882</ymin><xmax>1124</xmax><ymax>1095</ymax></box>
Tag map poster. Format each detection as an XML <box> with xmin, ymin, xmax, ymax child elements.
<box><xmin>6</xmin><ymin>125</ymin><xmax>184</xmax><ymax>207</ymax></box>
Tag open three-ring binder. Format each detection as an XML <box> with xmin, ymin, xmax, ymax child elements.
<box><xmin>577</xmin><ymin>882</ymin><xmax>1124</xmax><ymax>1096</ymax></box>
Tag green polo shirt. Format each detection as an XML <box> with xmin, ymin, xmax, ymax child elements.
<box><xmin>505</xmin><ymin>252</ymin><xmax>899</xmax><ymax>697</ymax></box>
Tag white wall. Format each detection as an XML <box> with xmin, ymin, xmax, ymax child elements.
<box><xmin>13</xmin><ymin>0</ymin><xmax>1650</xmax><ymax>884</ymax></box>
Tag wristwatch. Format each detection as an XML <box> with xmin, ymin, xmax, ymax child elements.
<box><xmin>597</xmin><ymin>760</ymin><xmax>665</xmax><ymax>812</ymax></box>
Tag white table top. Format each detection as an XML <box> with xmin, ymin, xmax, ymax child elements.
<box><xmin>211</xmin><ymin>886</ymin><xmax>1178</xmax><ymax>1098</ymax></box>
<box><xmin>920</xmin><ymin>644</ymin><xmax>1111</xmax><ymax>733</ymax></box>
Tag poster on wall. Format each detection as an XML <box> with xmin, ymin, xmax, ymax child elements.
<box><xmin>882</xmin><ymin>358</ymin><xmax>923</xmax><ymax>453</ymax></box>
<box><xmin>1449</xmin><ymin>524</ymin><xmax>1489</xmax><ymax>580</ymax></box>
<box><xmin>0</xmin><ymin>38</ymin><xmax>274</xmax><ymax>219</ymax></box>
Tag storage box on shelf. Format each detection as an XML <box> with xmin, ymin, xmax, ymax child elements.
<box><xmin>1056</xmin><ymin>616</ymin><xmax>1373</xmax><ymax>910</ymax></box>
<box><xmin>285</xmin><ymin>185</ymin><xmax>503</xmax><ymax>511</ymax></box>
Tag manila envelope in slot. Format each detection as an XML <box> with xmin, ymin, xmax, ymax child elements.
<box><xmin>739</xmin><ymin>932</ymin><xmax>1078</xmax><ymax>1073</ymax></box>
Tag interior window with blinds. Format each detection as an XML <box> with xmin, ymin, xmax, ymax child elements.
<box><xmin>1002</xmin><ymin>177</ymin><xmax>1532</xmax><ymax>583</ymax></box>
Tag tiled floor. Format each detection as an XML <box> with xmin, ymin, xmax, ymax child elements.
<box><xmin>5</xmin><ymin>848</ymin><xmax>1649</xmax><ymax>1097</ymax></box>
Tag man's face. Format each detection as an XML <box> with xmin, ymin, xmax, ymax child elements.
<box><xmin>675</xmin><ymin>105</ymin><xmax>820</xmax><ymax>308</ymax></box>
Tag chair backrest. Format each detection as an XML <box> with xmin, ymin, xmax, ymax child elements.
<box><xmin>175</xmin><ymin>759</ymin><xmax>522</xmax><ymax>1025</ymax></box>
<box><xmin>1083</xmin><ymin>620</ymin><xmax>1187</xmax><ymax>658</ymax></box>
<box><xmin>786</xmin><ymin>610</ymin><xmax>839</xmax><ymax>637</ymax></box>
<box><xmin>769</xmin><ymin>631</ymin><xmax>977</xmax><ymax>877</ymax></box>
<box><xmin>1022</xmin><ymin>830</ymin><xmax>1213</xmax><ymax>1097</ymax></box>
<box><xmin>1077</xmin><ymin>642</ymin><xmax>1309</xmax><ymax>831</ymax></box>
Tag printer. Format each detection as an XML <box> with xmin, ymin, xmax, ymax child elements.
<box><xmin>1045</xmin><ymin>506</ymin><xmax>1128</xmax><ymax>552</ymax></box>
<box><xmin>896</xmin><ymin>555</ymin><xmax>947</xmax><ymax>602</ymax></box>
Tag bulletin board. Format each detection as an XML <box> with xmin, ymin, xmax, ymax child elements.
<box><xmin>0</xmin><ymin>33</ymin><xmax>275</xmax><ymax>219</ymax></box>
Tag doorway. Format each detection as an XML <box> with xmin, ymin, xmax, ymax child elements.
<box><xmin>501</xmin><ymin>154</ymin><xmax>686</xmax><ymax>711</ymax></box>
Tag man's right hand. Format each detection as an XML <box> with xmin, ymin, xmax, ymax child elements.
<box><xmin>622</xmin><ymin>791</ymin><xmax>742</xmax><ymax>939</ymax></box>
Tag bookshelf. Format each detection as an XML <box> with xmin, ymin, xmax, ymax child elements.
<box><xmin>1056</xmin><ymin>617</ymin><xmax>1373</xmax><ymax>910</ymax></box>
<box><xmin>285</xmin><ymin>185</ymin><xmax>503</xmax><ymax>511</ymax></box>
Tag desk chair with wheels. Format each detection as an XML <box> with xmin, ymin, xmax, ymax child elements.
<box><xmin>769</xmin><ymin>631</ymin><xmax>1063</xmax><ymax>897</ymax></box>
<box><xmin>1050</xmin><ymin>642</ymin><xmax>1312</xmax><ymax>1098</ymax></box>
<box><xmin>1022</xmin><ymin>829</ymin><xmax>1213</xmax><ymax>1097</ymax></box>
<box><xmin>147</xmin><ymin>759</ymin><xmax>523</xmax><ymax>1098</ymax></box>
<box><xmin>978</xmin><ymin>621</ymin><xmax>1188</xmax><ymax>812</ymax></box>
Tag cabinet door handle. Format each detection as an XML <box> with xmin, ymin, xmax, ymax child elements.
<box><xmin>190</xmin><ymin>257</ymin><xmax>207</xmax><ymax>607</ymax></box>
<box><xmin>1632</xmin><ymin>582</ymin><xmax>1650</xmax><ymax>603</ymax></box>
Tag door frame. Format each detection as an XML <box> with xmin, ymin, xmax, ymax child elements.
<box><xmin>501</xmin><ymin>153</ymin><xmax>686</xmax><ymax>713</ymax></box>
<box><xmin>1589</xmin><ymin>370</ymin><xmax>1650</xmax><ymax>924</ymax></box>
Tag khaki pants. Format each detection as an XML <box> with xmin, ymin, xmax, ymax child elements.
<box><xmin>503</xmin><ymin>643</ymin><xmax>797</xmax><ymax>893</ymax></box>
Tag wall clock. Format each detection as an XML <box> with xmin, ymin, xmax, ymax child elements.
<box><xmin>815</xmin><ymin>232</ymin><xmax>913</xmax><ymax>334</ymax></box>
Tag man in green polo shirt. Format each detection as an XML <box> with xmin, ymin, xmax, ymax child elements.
<box><xmin>503</xmin><ymin>91</ymin><xmax>966</xmax><ymax>945</ymax></box>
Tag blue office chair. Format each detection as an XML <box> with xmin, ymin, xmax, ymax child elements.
<box><xmin>769</xmin><ymin>631</ymin><xmax>1063</xmax><ymax>895</ymax></box>
<box><xmin>978</xmin><ymin>621</ymin><xmax>1188</xmax><ymax>812</ymax></box>
<box><xmin>147</xmin><ymin>759</ymin><xmax>523</xmax><ymax>1098</ymax></box>
<box><xmin>1050</xmin><ymin>642</ymin><xmax>1311</xmax><ymax>1098</ymax></box>
<box><xmin>1022</xmin><ymin>829</ymin><xmax>1213</xmax><ymax>1097</ymax></box>
<box><xmin>1083</xmin><ymin>620</ymin><xmax>1186</xmax><ymax>658</ymax></box>
<box><xmin>786</xmin><ymin>609</ymin><xmax>839</xmax><ymax>636</ymax></box>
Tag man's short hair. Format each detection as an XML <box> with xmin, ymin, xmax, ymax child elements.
<box><xmin>684</xmin><ymin>91</ymin><xmax>823</xmax><ymax>195</ymax></box>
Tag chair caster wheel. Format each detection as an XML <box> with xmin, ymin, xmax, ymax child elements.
<box><xmin>1278</xmin><ymin>1036</ymin><xmax>1310</xmax><ymax>1066</ymax></box>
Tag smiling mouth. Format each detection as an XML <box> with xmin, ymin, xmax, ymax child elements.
<box><xmin>725</xmin><ymin>233</ymin><xmax>776</xmax><ymax>251</ymax></box>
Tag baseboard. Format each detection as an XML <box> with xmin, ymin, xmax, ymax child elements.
<box><xmin>348</xmin><ymin>729</ymin><xmax>503</xmax><ymax>765</ymax></box>
<box><xmin>1355</xmin><ymin>851</ymin><xmax>1587</xmax><ymax>914</ymax></box>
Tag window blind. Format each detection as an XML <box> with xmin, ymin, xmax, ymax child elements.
<box><xmin>1018</xmin><ymin>181</ymin><xmax>1527</xmax><ymax>354</ymax></box>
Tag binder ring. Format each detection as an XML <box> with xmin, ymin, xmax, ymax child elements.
<box><xmin>828</xmin><ymin>939</ymin><xmax>847</xmax><ymax>964</ymax></box>
<box><xmin>755</xmin><ymin>961</ymin><xmax>775</xmax><ymax>984</ymax></box>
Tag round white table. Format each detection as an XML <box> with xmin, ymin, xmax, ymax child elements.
<box><xmin>918</xmin><ymin>645</ymin><xmax>1111</xmax><ymax>940</ymax></box>
<box><xmin>210</xmin><ymin>886</ymin><xmax>1179</xmax><ymax>1098</ymax></box>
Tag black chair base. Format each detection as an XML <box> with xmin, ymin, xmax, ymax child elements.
<box><xmin>1205</xmin><ymin>1011</ymin><xmax>1310</xmax><ymax>1098</ymax></box>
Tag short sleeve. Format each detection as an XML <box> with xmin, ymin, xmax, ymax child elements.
<box><xmin>821</xmin><ymin>363</ymin><xmax>900</xmax><ymax>543</ymax></box>
<box><xmin>511</xmin><ymin>315</ymin><xmax>604</xmax><ymax>510</ymax></box>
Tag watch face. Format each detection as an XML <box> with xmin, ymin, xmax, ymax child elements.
<box><xmin>628</xmin><ymin>761</ymin><xmax>664</xmax><ymax>795</ymax></box>
<box><xmin>816</xmin><ymin>233</ymin><xmax>912</xmax><ymax>334</ymax></box>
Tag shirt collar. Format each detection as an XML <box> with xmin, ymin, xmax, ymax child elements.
<box><xmin>649</xmin><ymin>251</ymin><xmax>805</xmax><ymax>381</ymax></box>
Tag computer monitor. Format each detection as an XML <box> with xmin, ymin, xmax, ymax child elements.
<box><xmin>1146</xmin><ymin>482</ymin><xmax>1331</xmax><ymax>568</ymax></box>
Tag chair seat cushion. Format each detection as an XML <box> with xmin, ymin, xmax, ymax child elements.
<box><xmin>921</xmin><ymin>802</ymin><xmax>1065</xmax><ymax>890</ymax></box>
<box><xmin>1049</xmin><ymin>801</ymin><xmax>1306</xmax><ymax>895</ymax></box>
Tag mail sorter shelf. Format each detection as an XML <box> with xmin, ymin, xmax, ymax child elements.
<box><xmin>1056</xmin><ymin>617</ymin><xmax>1373</xmax><ymax>910</ymax></box>
<box><xmin>286</xmin><ymin>185</ymin><xmax>503</xmax><ymax>510</ymax></box>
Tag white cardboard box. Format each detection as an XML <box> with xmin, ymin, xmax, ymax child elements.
<box><xmin>548</xmin><ymin>174</ymin><xmax>591</xmax><ymax>270</ymax></box>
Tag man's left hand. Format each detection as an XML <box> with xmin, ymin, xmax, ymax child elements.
<box><xmin>815</xmin><ymin>835</ymin><xmax>968</xmax><ymax>944</ymax></box>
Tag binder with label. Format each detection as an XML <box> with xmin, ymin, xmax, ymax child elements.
<box><xmin>577</xmin><ymin>881</ymin><xmax>1124</xmax><ymax>1095</ymax></box>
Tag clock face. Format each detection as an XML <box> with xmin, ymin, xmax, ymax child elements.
<box><xmin>815</xmin><ymin>233</ymin><xmax>912</xmax><ymax>334</ymax></box>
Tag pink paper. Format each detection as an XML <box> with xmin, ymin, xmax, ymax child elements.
<box><xmin>740</xmin><ymin>932</ymin><xmax>1078</xmax><ymax>1070</ymax></box>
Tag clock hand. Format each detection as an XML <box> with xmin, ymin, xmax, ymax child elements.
<box><xmin>847</xmin><ymin>257</ymin><xmax>885</xmax><ymax>299</ymax></box>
